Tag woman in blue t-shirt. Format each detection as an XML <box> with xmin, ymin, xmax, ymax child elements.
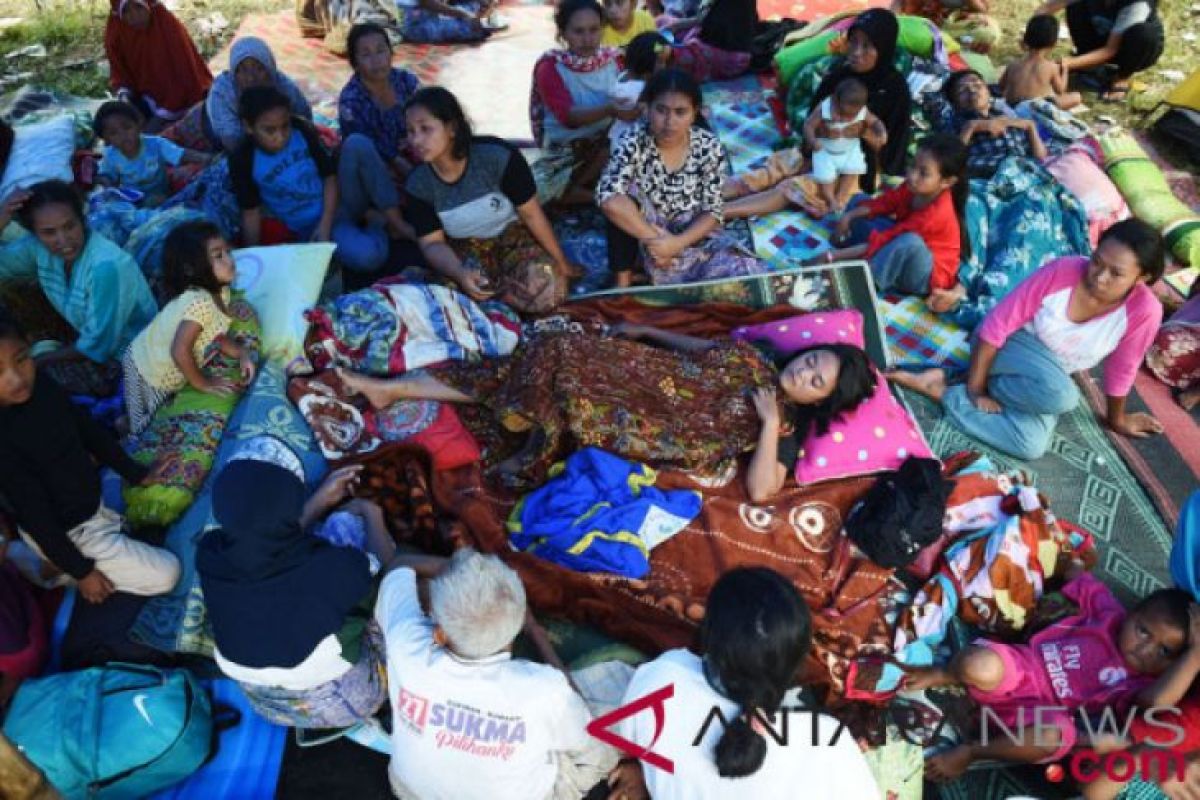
<box><xmin>230</xmin><ymin>86</ymin><xmax>411</xmax><ymax>275</ymax></box>
<box><xmin>404</xmin><ymin>86</ymin><xmax>579</xmax><ymax>313</ymax></box>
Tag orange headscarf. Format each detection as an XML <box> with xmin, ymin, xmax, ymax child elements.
<box><xmin>104</xmin><ymin>0</ymin><xmax>213</xmax><ymax>117</ymax></box>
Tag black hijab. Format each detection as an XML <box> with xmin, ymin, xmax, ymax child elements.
<box><xmin>197</xmin><ymin>449</ymin><xmax>371</xmax><ymax>669</ymax></box>
<box><xmin>810</xmin><ymin>9</ymin><xmax>912</xmax><ymax>188</ymax></box>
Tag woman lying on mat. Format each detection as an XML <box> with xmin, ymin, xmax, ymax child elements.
<box><xmin>598</xmin><ymin>68</ymin><xmax>764</xmax><ymax>288</ymax></box>
<box><xmin>336</xmin><ymin>317</ymin><xmax>874</xmax><ymax>495</ymax></box>
<box><xmin>404</xmin><ymin>87</ymin><xmax>579</xmax><ymax>314</ymax></box>
<box><xmin>206</xmin><ymin>37</ymin><xmax>313</xmax><ymax>153</ymax></box>
<box><xmin>0</xmin><ymin>180</ymin><xmax>156</xmax><ymax>397</ymax></box>
<box><xmin>530</xmin><ymin>0</ymin><xmax>622</xmax><ymax>206</ymax></box>
<box><xmin>197</xmin><ymin>438</ymin><xmax>396</xmax><ymax>729</ymax></box>
<box><xmin>889</xmin><ymin>218</ymin><xmax>1166</xmax><ymax>461</ymax></box>
<box><xmin>1034</xmin><ymin>0</ymin><xmax>1164</xmax><ymax>102</ymax></box>
<box><xmin>607</xmin><ymin>568</ymin><xmax>880</xmax><ymax>799</ymax></box>
<box><xmin>337</xmin><ymin>23</ymin><xmax>422</xmax><ymax>189</ymax></box>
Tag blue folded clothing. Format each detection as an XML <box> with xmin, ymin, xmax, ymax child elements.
<box><xmin>507</xmin><ymin>447</ymin><xmax>702</xmax><ymax>579</ymax></box>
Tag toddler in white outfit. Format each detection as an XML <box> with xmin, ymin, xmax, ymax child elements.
<box><xmin>803</xmin><ymin>77</ymin><xmax>887</xmax><ymax>213</ymax></box>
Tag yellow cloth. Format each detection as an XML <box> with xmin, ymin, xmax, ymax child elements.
<box><xmin>601</xmin><ymin>10</ymin><xmax>658</xmax><ymax>47</ymax></box>
<box><xmin>127</xmin><ymin>288</ymin><xmax>231</xmax><ymax>390</ymax></box>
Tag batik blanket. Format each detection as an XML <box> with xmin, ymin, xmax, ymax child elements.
<box><xmin>123</xmin><ymin>296</ymin><xmax>261</xmax><ymax>528</ymax></box>
<box><xmin>304</xmin><ymin>281</ymin><xmax>522</xmax><ymax>375</ymax></box>
<box><xmin>946</xmin><ymin>156</ymin><xmax>1091</xmax><ymax>330</ymax></box>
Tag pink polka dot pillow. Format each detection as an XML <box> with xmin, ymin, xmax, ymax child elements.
<box><xmin>792</xmin><ymin>368</ymin><xmax>935</xmax><ymax>484</ymax></box>
<box><xmin>732</xmin><ymin>309</ymin><xmax>866</xmax><ymax>352</ymax></box>
<box><xmin>731</xmin><ymin>310</ymin><xmax>935</xmax><ymax>484</ymax></box>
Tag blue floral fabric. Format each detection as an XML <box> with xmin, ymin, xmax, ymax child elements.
<box><xmin>945</xmin><ymin>156</ymin><xmax>1091</xmax><ymax>330</ymax></box>
<box><xmin>162</xmin><ymin>158</ymin><xmax>242</xmax><ymax>241</ymax></box>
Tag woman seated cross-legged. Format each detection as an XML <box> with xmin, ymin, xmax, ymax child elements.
<box><xmin>597</xmin><ymin>68</ymin><xmax>764</xmax><ymax>287</ymax></box>
<box><xmin>0</xmin><ymin>180</ymin><xmax>157</xmax><ymax>396</ymax></box>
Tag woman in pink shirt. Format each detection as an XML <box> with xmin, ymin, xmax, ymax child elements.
<box><xmin>890</xmin><ymin>218</ymin><xmax>1165</xmax><ymax>460</ymax></box>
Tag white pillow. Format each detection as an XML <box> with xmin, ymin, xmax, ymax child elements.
<box><xmin>232</xmin><ymin>243</ymin><xmax>335</xmax><ymax>371</ymax></box>
<box><xmin>0</xmin><ymin>116</ymin><xmax>76</xmax><ymax>199</ymax></box>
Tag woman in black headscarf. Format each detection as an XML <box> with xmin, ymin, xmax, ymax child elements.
<box><xmin>725</xmin><ymin>9</ymin><xmax>912</xmax><ymax>219</ymax></box>
<box><xmin>810</xmin><ymin>9</ymin><xmax>912</xmax><ymax>185</ymax></box>
<box><xmin>197</xmin><ymin>436</ymin><xmax>396</xmax><ymax>729</ymax></box>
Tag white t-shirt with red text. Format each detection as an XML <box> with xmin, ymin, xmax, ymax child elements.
<box><xmin>375</xmin><ymin>569</ymin><xmax>592</xmax><ymax>800</ymax></box>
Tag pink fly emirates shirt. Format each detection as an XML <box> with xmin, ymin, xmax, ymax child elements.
<box><xmin>1027</xmin><ymin>573</ymin><xmax>1152</xmax><ymax>711</ymax></box>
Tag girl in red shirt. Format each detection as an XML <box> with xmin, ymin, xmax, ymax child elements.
<box><xmin>822</xmin><ymin>133</ymin><xmax>970</xmax><ymax>312</ymax></box>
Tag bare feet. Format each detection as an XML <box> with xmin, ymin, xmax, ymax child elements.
<box><xmin>926</xmin><ymin>284</ymin><xmax>966</xmax><ymax>314</ymax></box>
<box><xmin>886</xmin><ymin>367</ymin><xmax>948</xmax><ymax>403</ymax></box>
<box><xmin>1181</xmin><ymin>388</ymin><xmax>1200</xmax><ymax>412</ymax></box>
<box><xmin>336</xmin><ymin>368</ymin><xmax>401</xmax><ymax>410</ymax></box>
<box><xmin>926</xmin><ymin>744</ymin><xmax>973</xmax><ymax>782</ymax></box>
<box><xmin>902</xmin><ymin>665</ymin><xmax>955</xmax><ymax>692</ymax></box>
<box><xmin>614</xmin><ymin>270</ymin><xmax>634</xmax><ymax>289</ymax></box>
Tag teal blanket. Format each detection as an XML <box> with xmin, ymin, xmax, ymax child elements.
<box><xmin>947</xmin><ymin>156</ymin><xmax>1091</xmax><ymax>329</ymax></box>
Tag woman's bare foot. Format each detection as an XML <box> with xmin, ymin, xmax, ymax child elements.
<box><xmin>926</xmin><ymin>284</ymin><xmax>966</xmax><ymax>314</ymax></box>
<box><xmin>926</xmin><ymin>744</ymin><xmax>974</xmax><ymax>782</ymax></box>
<box><xmin>336</xmin><ymin>368</ymin><xmax>402</xmax><ymax>410</ymax></box>
<box><xmin>1181</xmin><ymin>387</ymin><xmax>1200</xmax><ymax>412</ymax></box>
<box><xmin>887</xmin><ymin>367</ymin><xmax>948</xmax><ymax>403</ymax></box>
<box><xmin>614</xmin><ymin>270</ymin><xmax>634</xmax><ymax>289</ymax></box>
<box><xmin>902</xmin><ymin>665</ymin><xmax>956</xmax><ymax>692</ymax></box>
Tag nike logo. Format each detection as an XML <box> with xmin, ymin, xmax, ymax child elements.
<box><xmin>133</xmin><ymin>694</ymin><xmax>154</xmax><ymax>727</ymax></box>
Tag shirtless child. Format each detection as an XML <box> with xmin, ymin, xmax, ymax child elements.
<box><xmin>999</xmin><ymin>15</ymin><xmax>1082</xmax><ymax>110</ymax></box>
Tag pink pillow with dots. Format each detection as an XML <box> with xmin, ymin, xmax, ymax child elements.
<box><xmin>732</xmin><ymin>309</ymin><xmax>866</xmax><ymax>352</ymax></box>
<box><xmin>731</xmin><ymin>310</ymin><xmax>936</xmax><ymax>484</ymax></box>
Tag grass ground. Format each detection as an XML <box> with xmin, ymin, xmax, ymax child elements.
<box><xmin>0</xmin><ymin>0</ymin><xmax>1194</xmax><ymax>147</ymax></box>
<box><xmin>0</xmin><ymin>0</ymin><xmax>279</xmax><ymax>98</ymax></box>
<box><xmin>985</xmin><ymin>0</ymin><xmax>1195</xmax><ymax>135</ymax></box>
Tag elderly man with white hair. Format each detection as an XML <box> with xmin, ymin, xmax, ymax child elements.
<box><xmin>375</xmin><ymin>548</ymin><xmax>618</xmax><ymax>800</ymax></box>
